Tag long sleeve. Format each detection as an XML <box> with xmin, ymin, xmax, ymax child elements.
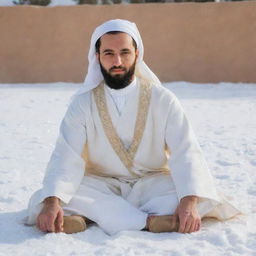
<box><xmin>165</xmin><ymin>93</ymin><xmax>220</xmax><ymax>203</ymax></box>
<box><xmin>40</xmin><ymin>95</ymin><xmax>88</xmax><ymax>204</ymax></box>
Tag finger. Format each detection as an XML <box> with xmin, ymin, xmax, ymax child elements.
<box><xmin>172</xmin><ymin>213</ymin><xmax>179</xmax><ymax>231</ymax></box>
<box><xmin>41</xmin><ymin>217</ymin><xmax>50</xmax><ymax>232</ymax></box>
<box><xmin>178</xmin><ymin>215</ymin><xmax>187</xmax><ymax>233</ymax></box>
<box><xmin>36</xmin><ymin>215</ymin><xmax>44</xmax><ymax>232</ymax></box>
<box><xmin>54</xmin><ymin>220</ymin><xmax>60</xmax><ymax>233</ymax></box>
<box><xmin>184</xmin><ymin>217</ymin><xmax>193</xmax><ymax>233</ymax></box>
<box><xmin>195</xmin><ymin>223</ymin><xmax>200</xmax><ymax>232</ymax></box>
<box><xmin>196</xmin><ymin>219</ymin><xmax>201</xmax><ymax>231</ymax></box>
<box><xmin>189</xmin><ymin>219</ymin><xmax>197</xmax><ymax>233</ymax></box>
<box><xmin>55</xmin><ymin>210</ymin><xmax>64</xmax><ymax>232</ymax></box>
<box><xmin>37</xmin><ymin>216</ymin><xmax>47</xmax><ymax>232</ymax></box>
<box><xmin>46</xmin><ymin>215</ymin><xmax>56</xmax><ymax>232</ymax></box>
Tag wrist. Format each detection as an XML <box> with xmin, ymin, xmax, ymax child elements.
<box><xmin>43</xmin><ymin>196</ymin><xmax>60</xmax><ymax>205</ymax></box>
<box><xmin>181</xmin><ymin>195</ymin><xmax>199</xmax><ymax>203</ymax></box>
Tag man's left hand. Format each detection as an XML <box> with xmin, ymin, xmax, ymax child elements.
<box><xmin>175</xmin><ymin>195</ymin><xmax>201</xmax><ymax>233</ymax></box>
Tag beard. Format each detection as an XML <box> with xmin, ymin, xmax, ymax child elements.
<box><xmin>99</xmin><ymin>59</ymin><xmax>136</xmax><ymax>90</ymax></box>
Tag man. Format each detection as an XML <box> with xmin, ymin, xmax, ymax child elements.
<box><xmin>26</xmin><ymin>19</ymin><xmax>239</xmax><ymax>235</ymax></box>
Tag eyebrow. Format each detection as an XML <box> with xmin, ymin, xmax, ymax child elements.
<box><xmin>121</xmin><ymin>48</ymin><xmax>131</xmax><ymax>52</ymax></box>
<box><xmin>102</xmin><ymin>49</ymin><xmax>114</xmax><ymax>53</ymax></box>
<box><xmin>102</xmin><ymin>48</ymin><xmax>132</xmax><ymax>53</ymax></box>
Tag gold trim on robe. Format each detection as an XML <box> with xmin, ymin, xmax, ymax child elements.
<box><xmin>92</xmin><ymin>79</ymin><xmax>152</xmax><ymax>177</ymax></box>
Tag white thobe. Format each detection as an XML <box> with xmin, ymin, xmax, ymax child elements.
<box><xmin>26</xmin><ymin>78</ymin><xmax>239</xmax><ymax>235</ymax></box>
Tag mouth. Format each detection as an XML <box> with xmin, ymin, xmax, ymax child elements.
<box><xmin>110</xmin><ymin>67</ymin><xmax>126</xmax><ymax>74</ymax></box>
<box><xmin>111</xmin><ymin>69</ymin><xmax>124</xmax><ymax>73</ymax></box>
<box><xmin>111</xmin><ymin>70</ymin><xmax>125</xmax><ymax>74</ymax></box>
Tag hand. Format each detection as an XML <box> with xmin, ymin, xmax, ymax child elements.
<box><xmin>174</xmin><ymin>196</ymin><xmax>201</xmax><ymax>233</ymax></box>
<box><xmin>36</xmin><ymin>196</ymin><xmax>64</xmax><ymax>233</ymax></box>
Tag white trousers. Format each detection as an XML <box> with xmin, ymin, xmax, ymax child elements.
<box><xmin>63</xmin><ymin>173</ymin><xmax>180</xmax><ymax>235</ymax></box>
<box><xmin>27</xmin><ymin>173</ymin><xmax>239</xmax><ymax>235</ymax></box>
<box><xmin>27</xmin><ymin>173</ymin><xmax>180</xmax><ymax>235</ymax></box>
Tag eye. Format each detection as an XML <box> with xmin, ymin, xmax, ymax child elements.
<box><xmin>121</xmin><ymin>51</ymin><xmax>130</xmax><ymax>55</ymax></box>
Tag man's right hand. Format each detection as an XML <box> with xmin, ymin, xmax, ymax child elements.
<box><xmin>36</xmin><ymin>196</ymin><xmax>64</xmax><ymax>233</ymax></box>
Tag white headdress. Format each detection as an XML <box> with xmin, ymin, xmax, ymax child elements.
<box><xmin>75</xmin><ymin>19</ymin><xmax>161</xmax><ymax>96</ymax></box>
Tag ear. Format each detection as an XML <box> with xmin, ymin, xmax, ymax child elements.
<box><xmin>135</xmin><ymin>49</ymin><xmax>139</xmax><ymax>62</ymax></box>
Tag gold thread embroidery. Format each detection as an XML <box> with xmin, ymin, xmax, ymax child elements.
<box><xmin>128</xmin><ymin>80</ymin><xmax>152</xmax><ymax>160</ymax></box>
<box><xmin>93</xmin><ymin>79</ymin><xmax>152</xmax><ymax>176</ymax></box>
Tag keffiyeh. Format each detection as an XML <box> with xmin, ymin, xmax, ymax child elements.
<box><xmin>75</xmin><ymin>19</ymin><xmax>161</xmax><ymax>96</ymax></box>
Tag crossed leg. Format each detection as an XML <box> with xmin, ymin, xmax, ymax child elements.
<box><xmin>62</xmin><ymin>174</ymin><xmax>179</xmax><ymax>235</ymax></box>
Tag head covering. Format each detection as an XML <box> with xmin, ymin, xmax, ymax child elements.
<box><xmin>75</xmin><ymin>19</ymin><xmax>161</xmax><ymax>96</ymax></box>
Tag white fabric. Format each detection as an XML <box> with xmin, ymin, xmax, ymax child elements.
<box><xmin>27</xmin><ymin>173</ymin><xmax>179</xmax><ymax>235</ymax></box>
<box><xmin>27</xmin><ymin>172</ymin><xmax>238</xmax><ymax>235</ymax></box>
<box><xmin>75</xmin><ymin>19</ymin><xmax>161</xmax><ymax>96</ymax></box>
<box><xmin>105</xmin><ymin>77</ymin><xmax>137</xmax><ymax>115</ymax></box>
<box><xmin>26</xmin><ymin>19</ymin><xmax>240</xmax><ymax>234</ymax></box>
<box><xmin>62</xmin><ymin>174</ymin><xmax>238</xmax><ymax>235</ymax></box>
<box><xmin>26</xmin><ymin>79</ymin><xmax>240</xmax><ymax>234</ymax></box>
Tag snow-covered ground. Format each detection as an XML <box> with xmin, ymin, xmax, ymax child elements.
<box><xmin>0</xmin><ymin>82</ymin><xmax>255</xmax><ymax>256</ymax></box>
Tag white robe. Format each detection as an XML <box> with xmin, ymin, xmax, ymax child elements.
<box><xmin>26</xmin><ymin>78</ymin><xmax>240</xmax><ymax>235</ymax></box>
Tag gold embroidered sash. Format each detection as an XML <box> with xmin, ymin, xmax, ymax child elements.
<box><xmin>93</xmin><ymin>79</ymin><xmax>152</xmax><ymax>177</ymax></box>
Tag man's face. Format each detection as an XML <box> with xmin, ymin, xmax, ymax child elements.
<box><xmin>96</xmin><ymin>32</ymin><xmax>138</xmax><ymax>89</ymax></box>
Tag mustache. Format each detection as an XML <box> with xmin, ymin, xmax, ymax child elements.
<box><xmin>109</xmin><ymin>66</ymin><xmax>126</xmax><ymax>72</ymax></box>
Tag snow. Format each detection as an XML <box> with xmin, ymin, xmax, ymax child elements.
<box><xmin>49</xmin><ymin>0</ymin><xmax>76</xmax><ymax>6</ymax></box>
<box><xmin>0</xmin><ymin>0</ymin><xmax>76</xmax><ymax>6</ymax></box>
<box><xmin>0</xmin><ymin>0</ymin><xmax>15</xmax><ymax>6</ymax></box>
<box><xmin>0</xmin><ymin>81</ymin><xmax>255</xmax><ymax>255</ymax></box>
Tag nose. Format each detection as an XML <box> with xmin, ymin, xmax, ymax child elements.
<box><xmin>113</xmin><ymin>54</ymin><xmax>122</xmax><ymax>66</ymax></box>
